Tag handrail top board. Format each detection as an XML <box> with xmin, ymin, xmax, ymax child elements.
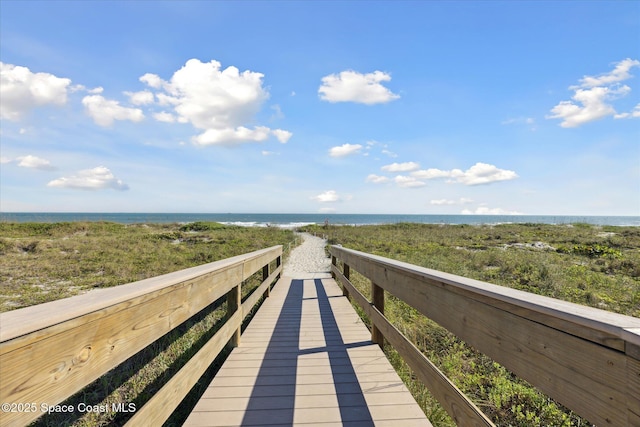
<box><xmin>330</xmin><ymin>245</ymin><xmax>640</xmax><ymax>348</ymax></box>
<box><xmin>0</xmin><ymin>245</ymin><xmax>282</xmax><ymax>344</ymax></box>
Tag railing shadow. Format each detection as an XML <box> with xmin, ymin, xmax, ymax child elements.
<box><xmin>240</xmin><ymin>278</ymin><xmax>374</xmax><ymax>425</ymax></box>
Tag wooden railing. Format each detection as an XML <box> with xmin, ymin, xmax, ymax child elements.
<box><xmin>330</xmin><ymin>245</ymin><xmax>640</xmax><ymax>427</ymax></box>
<box><xmin>0</xmin><ymin>245</ymin><xmax>282</xmax><ymax>427</ymax></box>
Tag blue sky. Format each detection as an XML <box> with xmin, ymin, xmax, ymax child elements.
<box><xmin>1</xmin><ymin>1</ymin><xmax>639</xmax><ymax>215</ymax></box>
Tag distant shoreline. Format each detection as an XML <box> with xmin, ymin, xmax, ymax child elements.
<box><xmin>1</xmin><ymin>212</ymin><xmax>639</xmax><ymax>227</ymax></box>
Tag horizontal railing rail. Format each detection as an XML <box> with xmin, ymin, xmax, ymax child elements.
<box><xmin>329</xmin><ymin>245</ymin><xmax>640</xmax><ymax>427</ymax></box>
<box><xmin>0</xmin><ymin>245</ymin><xmax>282</xmax><ymax>427</ymax></box>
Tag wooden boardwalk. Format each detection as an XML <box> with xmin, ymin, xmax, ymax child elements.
<box><xmin>184</xmin><ymin>275</ymin><xmax>432</xmax><ymax>427</ymax></box>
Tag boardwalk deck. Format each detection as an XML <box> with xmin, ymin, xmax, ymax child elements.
<box><xmin>184</xmin><ymin>275</ymin><xmax>432</xmax><ymax>427</ymax></box>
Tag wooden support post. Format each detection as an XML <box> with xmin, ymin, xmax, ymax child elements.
<box><xmin>276</xmin><ymin>255</ymin><xmax>282</xmax><ymax>279</ymax></box>
<box><xmin>371</xmin><ymin>281</ymin><xmax>384</xmax><ymax>347</ymax></box>
<box><xmin>228</xmin><ymin>284</ymin><xmax>241</xmax><ymax>347</ymax></box>
<box><xmin>343</xmin><ymin>263</ymin><xmax>350</xmax><ymax>299</ymax></box>
<box><xmin>331</xmin><ymin>255</ymin><xmax>337</xmax><ymax>279</ymax></box>
<box><xmin>263</xmin><ymin>264</ymin><xmax>270</xmax><ymax>297</ymax></box>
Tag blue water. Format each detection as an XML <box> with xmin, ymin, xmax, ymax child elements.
<box><xmin>1</xmin><ymin>212</ymin><xmax>638</xmax><ymax>227</ymax></box>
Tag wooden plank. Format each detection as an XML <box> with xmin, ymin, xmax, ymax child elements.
<box><xmin>333</xmin><ymin>266</ymin><xmax>494</xmax><ymax>426</ymax></box>
<box><xmin>125</xmin><ymin>310</ymin><xmax>242</xmax><ymax>426</ymax></box>
<box><xmin>242</xmin><ymin>246</ymin><xmax>282</xmax><ymax>281</ymax></box>
<box><xmin>185</xmin><ymin>277</ymin><xmax>432</xmax><ymax>427</ymax></box>
<box><xmin>629</xmin><ymin>357</ymin><xmax>640</xmax><ymax>425</ymax></box>
<box><xmin>330</xmin><ymin>246</ymin><xmax>640</xmax><ymax>349</ymax></box>
<box><xmin>330</xmin><ymin>246</ymin><xmax>636</xmax><ymax>427</ymax></box>
<box><xmin>0</xmin><ymin>246</ymin><xmax>280</xmax><ymax>345</ymax></box>
<box><xmin>241</xmin><ymin>265</ymin><xmax>282</xmax><ymax>316</ymax></box>
<box><xmin>0</xmin><ymin>246</ymin><xmax>281</xmax><ymax>426</ymax></box>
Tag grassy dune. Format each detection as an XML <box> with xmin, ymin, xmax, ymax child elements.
<box><xmin>2</xmin><ymin>221</ymin><xmax>638</xmax><ymax>426</ymax></box>
<box><xmin>0</xmin><ymin>221</ymin><xmax>298</xmax><ymax>426</ymax></box>
<box><xmin>302</xmin><ymin>222</ymin><xmax>640</xmax><ymax>426</ymax></box>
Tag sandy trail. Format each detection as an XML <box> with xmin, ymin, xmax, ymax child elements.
<box><xmin>282</xmin><ymin>232</ymin><xmax>332</xmax><ymax>279</ymax></box>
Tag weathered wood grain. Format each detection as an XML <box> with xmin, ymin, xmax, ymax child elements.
<box><xmin>330</xmin><ymin>245</ymin><xmax>640</xmax><ymax>426</ymax></box>
<box><xmin>0</xmin><ymin>246</ymin><xmax>281</xmax><ymax>426</ymax></box>
<box><xmin>333</xmin><ymin>266</ymin><xmax>494</xmax><ymax>426</ymax></box>
<box><xmin>124</xmin><ymin>310</ymin><xmax>242</xmax><ymax>426</ymax></box>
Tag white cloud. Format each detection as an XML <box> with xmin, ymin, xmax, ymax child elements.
<box><xmin>272</xmin><ymin>129</ymin><xmax>292</xmax><ymax>143</ymax></box>
<box><xmin>381</xmin><ymin>149</ymin><xmax>398</xmax><ymax>158</ymax></box>
<box><xmin>381</xmin><ymin>161</ymin><xmax>420</xmax><ymax>172</ymax></box>
<box><xmin>192</xmin><ymin>126</ymin><xmax>271</xmax><ymax>146</ymax></box>
<box><xmin>412</xmin><ymin>162</ymin><xmax>518</xmax><ymax>185</ymax></box>
<box><xmin>47</xmin><ymin>166</ymin><xmax>129</xmax><ymax>191</ymax></box>
<box><xmin>82</xmin><ymin>95</ymin><xmax>144</xmax><ymax>127</ymax></box>
<box><xmin>366</xmin><ymin>174</ymin><xmax>390</xmax><ymax>184</ymax></box>
<box><xmin>329</xmin><ymin>143</ymin><xmax>363</xmax><ymax>157</ymax></box>
<box><xmin>139</xmin><ymin>58</ymin><xmax>291</xmax><ymax>146</ymax></box>
<box><xmin>153</xmin><ymin>111</ymin><xmax>176</xmax><ymax>123</ymax></box>
<box><xmin>578</xmin><ymin>58</ymin><xmax>640</xmax><ymax>88</ymax></box>
<box><xmin>461</xmin><ymin>206</ymin><xmax>523</xmax><ymax>215</ymax></box>
<box><xmin>412</xmin><ymin>168</ymin><xmax>454</xmax><ymax>180</ymax></box>
<box><xmin>318</xmin><ymin>70</ymin><xmax>400</xmax><ymax>104</ymax></box>
<box><xmin>140</xmin><ymin>73</ymin><xmax>164</xmax><ymax>89</ymax></box>
<box><xmin>312</xmin><ymin>190</ymin><xmax>340</xmax><ymax>202</ymax></box>
<box><xmin>614</xmin><ymin>103</ymin><xmax>640</xmax><ymax>119</ymax></box>
<box><xmin>548</xmin><ymin>58</ymin><xmax>640</xmax><ymax>127</ymax></box>
<box><xmin>0</xmin><ymin>62</ymin><xmax>71</xmax><ymax>121</ymax></box>
<box><xmin>0</xmin><ymin>156</ymin><xmax>11</xmax><ymax>164</ymax></box>
<box><xmin>125</xmin><ymin>90</ymin><xmax>154</xmax><ymax>105</ymax></box>
<box><xmin>394</xmin><ymin>175</ymin><xmax>426</xmax><ymax>188</ymax></box>
<box><xmin>430</xmin><ymin>198</ymin><xmax>473</xmax><ymax>205</ymax></box>
<box><xmin>547</xmin><ymin>86</ymin><xmax>628</xmax><ymax>128</ymax></box>
<box><xmin>16</xmin><ymin>155</ymin><xmax>56</xmax><ymax>171</ymax></box>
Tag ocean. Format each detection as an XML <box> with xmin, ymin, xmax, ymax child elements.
<box><xmin>1</xmin><ymin>212</ymin><xmax>639</xmax><ymax>227</ymax></box>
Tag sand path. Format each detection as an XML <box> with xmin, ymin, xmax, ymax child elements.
<box><xmin>282</xmin><ymin>232</ymin><xmax>332</xmax><ymax>279</ymax></box>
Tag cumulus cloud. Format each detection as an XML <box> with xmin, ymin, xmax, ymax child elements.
<box><xmin>366</xmin><ymin>174</ymin><xmax>390</xmax><ymax>184</ymax></box>
<box><xmin>381</xmin><ymin>162</ymin><xmax>420</xmax><ymax>172</ymax></box>
<box><xmin>272</xmin><ymin>129</ymin><xmax>292</xmax><ymax>143</ymax></box>
<box><xmin>430</xmin><ymin>198</ymin><xmax>473</xmax><ymax>205</ymax></box>
<box><xmin>47</xmin><ymin>166</ymin><xmax>129</xmax><ymax>191</ymax></box>
<box><xmin>312</xmin><ymin>190</ymin><xmax>340</xmax><ymax>202</ymax></box>
<box><xmin>547</xmin><ymin>58</ymin><xmax>640</xmax><ymax>127</ymax></box>
<box><xmin>82</xmin><ymin>95</ymin><xmax>144</xmax><ymax>127</ymax></box>
<box><xmin>329</xmin><ymin>143</ymin><xmax>363</xmax><ymax>157</ymax></box>
<box><xmin>16</xmin><ymin>155</ymin><xmax>56</xmax><ymax>171</ymax></box>
<box><xmin>318</xmin><ymin>70</ymin><xmax>400</xmax><ymax>104</ymax></box>
<box><xmin>125</xmin><ymin>90</ymin><xmax>154</xmax><ymax>105</ymax></box>
<box><xmin>153</xmin><ymin>111</ymin><xmax>177</xmax><ymax>123</ymax></box>
<box><xmin>412</xmin><ymin>162</ymin><xmax>518</xmax><ymax>185</ymax></box>
<box><xmin>192</xmin><ymin>126</ymin><xmax>271</xmax><ymax>146</ymax></box>
<box><xmin>394</xmin><ymin>175</ymin><xmax>426</xmax><ymax>188</ymax></box>
<box><xmin>0</xmin><ymin>62</ymin><xmax>71</xmax><ymax>121</ymax></box>
<box><xmin>139</xmin><ymin>58</ymin><xmax>291</xmax><ymax>146</ymax></box>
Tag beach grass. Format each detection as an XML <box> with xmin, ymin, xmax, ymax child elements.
<box><xmin>0</xmin><ymin>221</ymin><xmax>298</xmax><ymax>426</ymax></box>
<box><xmin>2</xmin><ymin>221</ymin><xmax>638</xmax><ymax>426</ymax></box>
<box><xmin>301</xmin><ymin>222</ymin><xmax>640</xmax><ymax>426</ymax></box>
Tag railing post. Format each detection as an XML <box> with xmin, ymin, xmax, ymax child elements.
<box><xmin>343</xmin><ymin>263</ymin><xmax>350</xmax><ymax>299</ymax></box>
<box><xmin>228</xmin><ymin>284</ymin><xmax>241</xmax><ymax>347</ymax></box>
<box><xmin>331</xmin><ymin>255</ymin><xmax>337</xmax><ymax>279</ymax></box>
<box><xmin>263</xmin><ymin>264</ymin><xmax>270</xmax><ymax>297</ymax></box>
<box><xmin>371</xmin><ymin>281</ymin><xmax>384</xmax><ymax>347</ymax></box>
<box><xmin>276</xmin><ymin>255</ymin><xmax>282</xmax><ymax>279</ymax></box>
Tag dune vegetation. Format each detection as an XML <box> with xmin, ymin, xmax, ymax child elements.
<box><xmin>301</xmin><ymin>222</ymin><xmax>640</xmax><ymax>426</ymax></box>
<box><xmin>0</xmin><ymin>221</ymin><xmax>298</xmax><ymax>426</ymax></box>
<box><xmin>1</xmin><ymin>221</ymin><xmax>638</xmax><ymax>426</ymax></box>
